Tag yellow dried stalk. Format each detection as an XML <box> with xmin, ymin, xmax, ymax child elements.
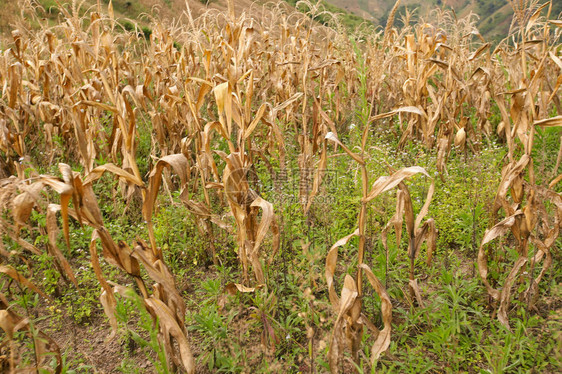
<box><xmin>325</xmin><ymin>230</ymin><xmax>392</xmax><ymax>371</ymax></box>
<box><xmin>478</xmin><ymin>167</ymin><xmax>561</xmax><ymax>330</ymax></box>
<box><xmin>375</xmin><ymin>173</ymin><xmax>436</xmax><ymax>303</ymax></box>
<box><xmin>477</xmin><ymin>6</ymin><xmax>562</xmax><ymax>330</ymax></box>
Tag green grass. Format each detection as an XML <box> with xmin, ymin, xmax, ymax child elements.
<box><xmin>286</xmin><ymin>0</ymin><xmax>374</xmax><ymax>31</ymax></box>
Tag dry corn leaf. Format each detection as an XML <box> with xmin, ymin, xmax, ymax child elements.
<box><xmin>305</xmin><ymin>140</ymin><xmax>327</xmax><ymax>213</ymax></box>
<box><xmin>550</xmin><ymin>173</ymin><xmax>562</xmax><ymax>188</ymax></box>
<box><xmin>454</xmin><ymin>127</ymin><xmax>466</xmax><ymax>148</ymax></box>
<box><xmin>468</xmin><ymin>43</ymin><xmax>490</xmax><ymax>61</ymax></box>
<box><xmin>533</xmin><ymin>115</ymin><xmax>562</xmax><ymax>127</ymax></box>
<box><xmin>414</xmin><ymin>218</ymin><xmax>437</xmax><ymax>264</ymax></box>
<box><xmin>249</xmin><ymin>197</ymin><xmax>276</xmax><ymax>257</ymax></box>
<box><xmin>46</xmin><ymin>204</ymin><xmax>77</xmax><ymax>287</ymax></box>
<box><xmin>497</xmin><ymin>257</ymin><xmax>528</xmax><ymax>330</ymax></box>
<box><xmin>369</xmin><ymin>106</ymin><xmax>427</xmax><ymax>122</ymax></box>
<box><xmin>525</xmin><ymin>2</ymin><xmax>550</xmax><ymax>34</ymax></box>
<box><xmin>244</xmin><ymin>103</ymin><xmax>268</xmax><ymax>139</ymax></box>
<box><xmin>478</xmin><ymin>211</ymin><xmax>523</xmax><ymax>300</ymax></box>
<box><xmin>83</xmin><ymin>163</ymin><xmax>144</xmax><ymax>186</ymax></box>
<box><xmin>144</xmin><ymin>297</ymin><xmax>195</xmax><ymax>374</ymax></box>
<box><xmin>326</xmin><ymin>229</ymin><xmax>360</xmax><ymax>309</ymax></box>
<box><xmin>11</xmin><ymin>182</ymin><xmax>43</xmax><ymax>229</ymax></box>
<box><xmin>325</xmin><ymin>132</ymin><xmax>364</xmax><ymax>164</ymax></box>
<box><xmin>225</xmin><ymin>283</ymin><xmax>257</xmax><ymax>294</ymax></box>
<box><xmin>214</xmin><ymin>82</ymin><xmax>233</xmax><ymax>136</ymax></box>
<box><xmin>409</xmin><ymin>279</ymin><xmax>425</xmax><ymax>308</ymax></box>
<box><xmin>143</xmin><ymin>154</ymin><xmax>189</xmax><ymax>256</ymax></box>
<box><xmin>0</xmin><ymin>265</ymin><xmax>49</xmax><ymax>300</ymax></box>
<box><xmin>360</xmin><ymin>264</ymin><xmax>392</xmax><ymax>361</ymax></box>
<box><xmin>495</xmin><ymin>156</ymin><xmax>529</xmax><ymax>203</ymax></box>
<box><xmin>89</xmin><ymin>229</ymin><xmax>118</xmax><ymax>334</ymax></box>
<box><xmin>364</xmin><ymin>167</ymin><xmax>430</xmax><ymax>203</ymax></box>
<box><xmin>328</xmin><ymin>274</ymin><xmax>359</xmax><ymax>374</ymax></box>
<box><xmin>415</xmin><ymin>181</ymin><xmax>435</xmax><ymax>232</ymax></box>
<box><xmin>132</xmin><ymin>241</ymin><xmax>185</xmax><ymax>321</ymax></box>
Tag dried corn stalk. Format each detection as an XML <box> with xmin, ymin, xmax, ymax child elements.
<box><xmin>0</xmin><ymin>293</ymin><xmax>62</xmax><ymax>373</ymax></box>
<box><xmin>0</xmin><ymin>164</ymin><xmax>195</xmax><ymax>373</ymax></box>
<box><xmin>367</xmin><ymin>167</ymin><xmax>436</xmax><ymax>304</ymax></box>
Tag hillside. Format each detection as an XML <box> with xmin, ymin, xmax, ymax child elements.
<box><xmin>0</xmin><ymin>0</ymin><xmax>274</xmax><ymax>35</ymax></box>
<box><xmin>325</xmin><ymin>0</ymin><xmax>562</xmax><ymax>42</ymax></box>
<box><xmin>2</xmin><ymin>0</ymin><xmax>561</xmax><ymax>40</ymax></box>
<box><xmin>0</xmin><ymin>0</ymin><xmax>373</xmax><ymax>43</ymax></box>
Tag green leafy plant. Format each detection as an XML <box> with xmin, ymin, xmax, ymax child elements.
<box><xmin>115</xmin><ymin>289</ymin><xmax>169</xmax><ymax>374</ymax></box>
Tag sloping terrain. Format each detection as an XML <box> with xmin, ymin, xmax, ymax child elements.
<box><xmin>0</xmin><ymin>0</ymin><xmax>275</xmax><ymax>35</ymax></box>
<box><xmin>326</xmin><ymin>0</ymin><xmax>562</xmax><ymax>41</ymax></box>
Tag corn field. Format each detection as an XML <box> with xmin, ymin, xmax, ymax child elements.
<box><xmin>0</xmin><ymin>0</ymin><xmax>561</xmax><ymax>372</ymax></box>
